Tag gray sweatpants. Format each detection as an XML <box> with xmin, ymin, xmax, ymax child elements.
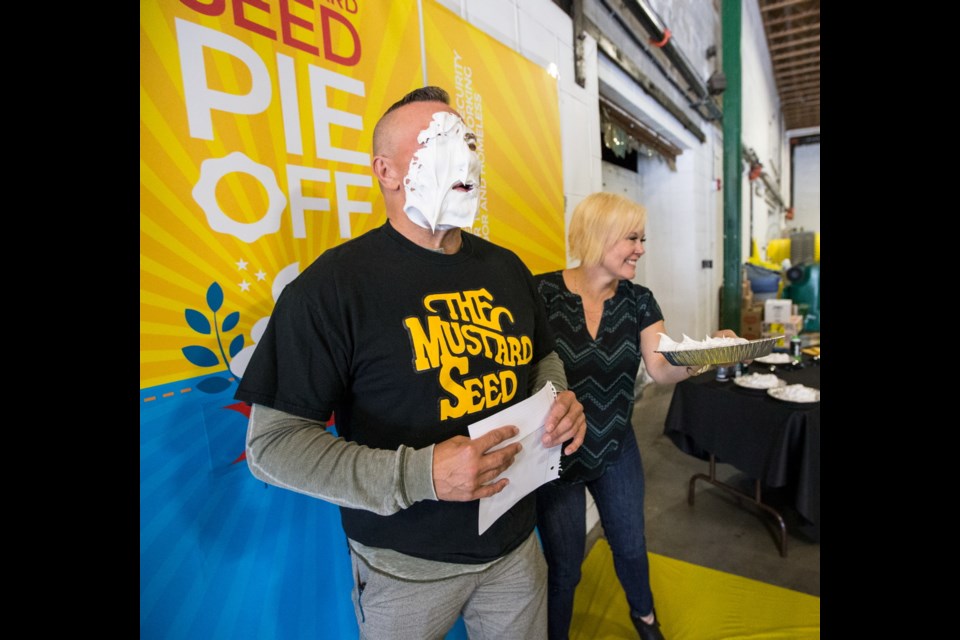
<box><xmin>350</xmin><ymin>532</ymin><xmax>548</xmax><ymax>640</ymax></box>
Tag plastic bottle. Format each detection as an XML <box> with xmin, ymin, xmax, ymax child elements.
<box><xmin>790</xmin><ymin>336</ymin><xmax>802</xmax><ymax>362</ymax></box>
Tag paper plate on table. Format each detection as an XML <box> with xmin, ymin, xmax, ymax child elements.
<box><xmin>767</xmin><ymin>384</ymin><xmax>820</xmax><ymax>405</ymax></box>
<box><xmin>733</xmin><ymin>373</ymin><xmax>785</xmax><ymax>392</ymax></box>
<box><xmin>656</xmin><ymin>336</ymin><xmax>782</xmax><ymax>367</ymax></box>
<box><xmin>754</xmin><ymin>352</ymin><xmax>792</xmax><ymax>365</ymax></box>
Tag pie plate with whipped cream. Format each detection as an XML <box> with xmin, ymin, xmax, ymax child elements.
<box><xmin>655</xmin><ymin>334</ymin><xmax>781</xmax><ymax>367</ymax></box>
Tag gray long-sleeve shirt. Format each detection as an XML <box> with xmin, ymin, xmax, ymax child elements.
<box><xmin>245</xmin><ymin>351</ymin><xmax>568</xmax><ymax>579</ymax></box>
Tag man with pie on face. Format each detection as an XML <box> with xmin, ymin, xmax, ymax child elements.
<box><xmin>235</xmin><ymin>86</ymin><xmax>586</xmax><ymax>639</ymax></box>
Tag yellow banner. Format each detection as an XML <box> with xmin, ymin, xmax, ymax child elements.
<box><xmin>423</xmin><ymin>2</ymin><xmax>565</xmax><ymax>275</ymax></box>
<box><xmin>140</xmin><ymin>0</ymin><xmax>563</xmax><ymax>390</ymax></box>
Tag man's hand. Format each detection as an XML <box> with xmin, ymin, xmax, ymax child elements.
<box><xmin>433</xmin><ymin>426</ymin><xmax>521</xmax><ymax>501</ymax></box>
<box><xmin>542</xmin><ymin>390</ymin><xmax>586</xmax><ymax>455</ymax></box>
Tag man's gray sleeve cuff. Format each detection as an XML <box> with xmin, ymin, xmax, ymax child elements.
<box><xmin>400</xmin><ymin>444</ymin><xmax>438</xmax><ymax>505</ymax></box>
<box><xmin>530</xmin><ymin>350</ymin><xmax>568</xmax><ymax>393</ymax></box>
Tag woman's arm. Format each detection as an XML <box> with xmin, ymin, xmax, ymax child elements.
<box><xmin>640</xmin><ymin>321</ymin><xmax>692</xmax><ymax>384</ymax></box>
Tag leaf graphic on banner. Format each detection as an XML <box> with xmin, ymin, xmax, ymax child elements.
<box><xmin>206</xmin><ymin>282</ymin><xmax>224</xmax><ymax>313</ymax></box>
<box><xmin>182</xmin><ymin>345</ymin><xmax>220</xmax><ymax>367</ymax></box>
<box><xmin>197</xmin><ymin>377</ymin><xmax>233</xmax><ymax>394</ymax></box>
<box><xmin>229</xmin><ymin>334</ymin><xmax>244</xmax><ymax>358</ymax></box>
<box><xmin>221</xmin><ymin>311</ymin><xmax>240</xmax><ymax>332</ymax></box>
<box><xmin>180</xmin><ymin>281</ymin><xmax>247</xmax><ymax>393</ymax></box>
<box><xmin>185</xmin><ymin>309</ymin><xmax>212</xmax><ymax>334</ymax></box>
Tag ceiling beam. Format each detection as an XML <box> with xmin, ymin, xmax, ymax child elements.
<box><xmin>780</xmin><ymin>75</ymin><xmax>819</xmax><ymax>86</ymax></box>
<box><xmin>776</xmin><ymin>65</ymin><xmax>820</xmax><ymax>80</ymax></box>
<box><xmin>761</xmin><ymin>0</ymin><xmax>808</xmax><ymax>12</ymax></box>
<box><xmin>782</xmin><ymin>98</ymin><xmax>820</xmax><ymax>107</ymax></box>
<box><xmin>776</xmin><ymin>55</ymin><xmax>820</xmax><ymax>71</ymax></box>
<box><xmin>764</xmin><ymin>8</ymin><xmax>819</xmax><ymax>27</ymax></box>
<box><xmin>768</xmin><ymin>23</ymin><xmax>821</xmax><ymax>40</ymax></box>
<box><xmin>773</xmin><ymin>45</ymin><xmax>820</xmax><ymax>61</ymax></box>
<box><xmin>779</xmin><ymin>88</ymin><xmax>820</xmax><ymax>100</ymax></box>
<box><xmin>778</xmin><ymin>78</ymin><xmax>820</xmax><ymax>91</ymax></box>
<box><xmin>770</xmin><ymin>34</ymin><xmax>820</xmax><ymax>51</ymax></box>
<box><xmin>781</xmin><ymin>91</ymin><xmax>820</xmax><ymax>103</ymax></box>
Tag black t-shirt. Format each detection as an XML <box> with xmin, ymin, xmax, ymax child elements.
<box><xmin>236</xmin><ymin>222</ymin><xmax>554</xmax><ymax>563</ymax></box>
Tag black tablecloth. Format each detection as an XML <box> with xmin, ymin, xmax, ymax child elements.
<box><xmin>663</xmin><ymin>359</ymin><xmax>820</xmax><ymax>540</ymax></box>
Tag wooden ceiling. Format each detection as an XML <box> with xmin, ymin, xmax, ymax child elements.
<box><xmin>759</xmin><ymin>0</ymin><xmax>820</xmax><ymax>131</ymax></box>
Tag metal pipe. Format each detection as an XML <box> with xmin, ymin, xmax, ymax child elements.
<box><xmin>721</xmin><ymin>0</ymin><xmax>743</xmax><ymax>333</ymax></box>
<box><xmin>622</xmin><ymin>0</ymin><xmax>723</xmax><ymax>120</ymax></box>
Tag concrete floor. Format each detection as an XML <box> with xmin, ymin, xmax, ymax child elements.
<box><xmin>587</xmin><ymin>381</ymin><xmax>821</xmax><ymax>598</ymax></box>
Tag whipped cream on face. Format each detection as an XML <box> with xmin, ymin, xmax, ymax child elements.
<box><xmin>403</xmin><ymin>112</ymin><xmax>481</xmax><ymax>232</ymax></box>
<box><xmin>656</xmin><ymin>333</ymin><xmax>749</xmax><ymax>351</ymax></box>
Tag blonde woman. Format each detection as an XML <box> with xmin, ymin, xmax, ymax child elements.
<box><xmin>535</xmin><ymin>192</ymin><xmax>737</xmax><ymax>640</ymax></box>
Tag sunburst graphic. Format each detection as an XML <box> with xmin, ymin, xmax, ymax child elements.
<box><xmin>141</xmin><ymin>0</ymin><xmax>424</xmax><ymax>389</ymax></box>
<box><xmin>423</xmin><ymin>2</ymin><xmax>566</xmax><ymax>276</ymax></box>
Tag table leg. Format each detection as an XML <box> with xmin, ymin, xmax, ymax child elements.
<box><xmin>688</xmin><ymin>454</ymin><xmax>789</xmax><ymax>557</ymax></box>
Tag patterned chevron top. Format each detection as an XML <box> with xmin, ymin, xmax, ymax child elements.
<box><xmin>536</xmin><ymin>271</ymin><xmax>663</xmax><ymax>483</ymax></box>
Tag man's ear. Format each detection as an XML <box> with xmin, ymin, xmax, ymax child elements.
<box><xmin>372</xmin><ymin>156</ymin><xmax>402</xmax><ymax>192</ymax></box>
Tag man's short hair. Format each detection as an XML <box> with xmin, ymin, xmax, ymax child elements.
<box><xmin>373</xmin><ymin>86</ymin><xmax>451</xmax><ymax>156</ymax></box>
<box><xmin>383</xmin><ymin>86</ymin><xmax>450</xmax><ymax>116</ymax></box>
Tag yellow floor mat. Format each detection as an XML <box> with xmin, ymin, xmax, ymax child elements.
<box><xmin>570</xmin><ymin>540</ymin><xmax>820</xmax><ymax>640</ymax></box>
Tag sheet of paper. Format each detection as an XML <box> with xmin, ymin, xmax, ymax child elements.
<box><xmin>468</xmin><ymin>382</ymin><xmax>562</xmax><ymax>535</ymax></box>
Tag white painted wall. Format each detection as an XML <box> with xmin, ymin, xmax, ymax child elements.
<box><xmin>741</xmin><ymin>0</ymin><xmax>786</xmax><ymax>261</ymax></box>
<box><xmin>432</xmin><ymin>0</ymin><xmax>790</xmax><ymax>531</ymax></box>
<box><xmin>436</xmin><ymin>0</ymin><xmax>603</xmax><ymax>257</ymax></box>
<box><xmin>590</xmin><ymin>14</ymin><xmax>723</xmax><ymax>339</ymax></box>
<box><xmin>647</xmin><ymin>0</ymin><xmax>722</xmax><ymax>82</ymax></box>
<box><xmin>621</xmin><ymin>137</ymin><xmax>722</xmax><ymax>340</ymax></box>
<box><xmin>434</xmin><ymin>0</ymin><xmax>796</xmax><ymax>312</ymax></box>
<box><xmin>792</xmin><ymin>142</ymin><xmax>820</xmax><ymax>233</ymax></box>
<box><xmin>433</xmin><ymin>0</ymin><xmax>738</xmax><ymax>338</ymax></box>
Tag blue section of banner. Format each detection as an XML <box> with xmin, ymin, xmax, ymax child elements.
<box><xmin>140</xmin><ymin>374</ymin><xmax>357</xmax><ymax>639</ymax></box>
<box><xmin>140</xmin><ymin>373</ymin><xmax>469</xmax><ymax>639</ymax></box>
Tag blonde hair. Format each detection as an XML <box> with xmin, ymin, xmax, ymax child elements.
<box><xmin>568</xmin><ymin>193</ymin><xmax>648</xmax><ymax>266</ymax></box>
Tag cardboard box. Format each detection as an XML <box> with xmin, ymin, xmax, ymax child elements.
<box><xmin>785</xmin><ymin>315</ymin><xmax>804</xmax><ymax>338</ymax></box>
<box><xmin>741</xmin><ymin>321</ymin><xmax>762</xmax><ymax>340</ymax></box>
<box><xmin>764</xmin><ymin>299</ymin><xmax>793</xmax><ymax>324</ymax></box>
<box><xmin>762</xmin><ymin>316</ymin><xmax>804</xmax><ymax>346</ymax></box>
<box><xmin>742</xmin><ymin>306</ymin><xmax>763</xmax><ymax>324</ymax></box>
<box><xmin>740</xmin><ymin>303</ymin><xmax>764</xmax><ymax>339</ymax></box>
<box><xmin>762</xmin><ymin>323</ymin><xmax>787</xmax><ymax>347</ymax></box>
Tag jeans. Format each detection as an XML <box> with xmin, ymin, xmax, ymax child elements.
<box><xmin>536</xmin><ymin>428</ymin><xmax>653</xmax><ymax>640</ymax></box>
